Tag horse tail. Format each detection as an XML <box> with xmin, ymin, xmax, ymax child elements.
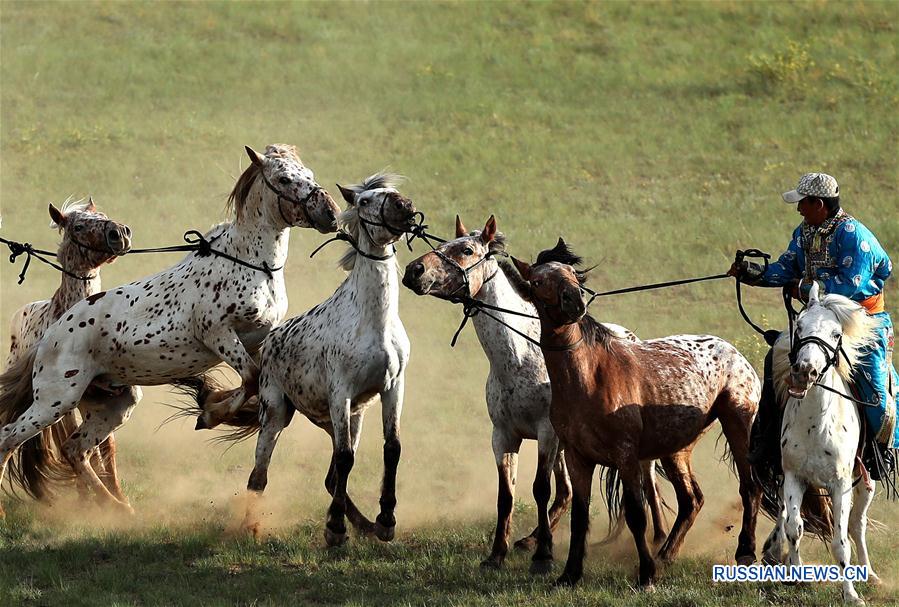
<box><xmin>0</xmin><ymin>346</ymin><xmax>76</xmax><ymax>499</ymax></box>
<box><xmin>167</xmin><ymin>373</ymin><xmax>263</xmax><ymax>443</ymax></box>
<box><xmin>596</xmin><ymin>465</ymin><xmax>624</xmax><ymax>539</ymax></box>
<box><xmin>8</xmin><ymin>414</ymin><xmax>79</xmax><ymax>500</ymax></box>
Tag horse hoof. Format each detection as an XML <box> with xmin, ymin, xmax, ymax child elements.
<box><xmin>867</xmin><ymin>573</ymin><xmax>882</xmax><ymax>586</ymax></box>
<box><xmin>761</xmin><ymin>552</ymin><xmax>780</xmax><ymax>566</ymax></box>
<box><xmin>324</xmin><ymin>527</ymin><xmax>348</xmax><ymax>547</ymax></box>
<box><xmin>736</xmin><ymin>554</ymin><xmax>756</xmax><ymax>566</ymax></box>
<box><xmin>514</xmin><ymin>536</ymin><xmax>537</xmax><ymax>552</ymax></box>
<box><xmin>553</xmin><ymin>572</ymin><xmax>580</xmax><ymax>587</ymax></box>
<box><xmin>479</xmin><ymin>558</ymin><xmax>503</xmax><ymax>570</ymax></box>
<box><xmin>374</xmin><ymin>521</ymin><xmax>395</xmax><ymax>542</ymax></box>
<box><xmin>529</xmin><ymin>559</ymin><xmax>554</xmax><ymax>576</ymax></box>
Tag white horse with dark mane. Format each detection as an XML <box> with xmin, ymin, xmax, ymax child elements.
<box><xmin>402</xmin><ymin>215</ymin><xmax>668</xmax><ymax>573</ymax></box>
<box><xmin>763</xmin><ymin>283</ymin><xmax>882</xmax><ymax>605</ymax></box>
<box><xmin>0</xmin><ymin>144</ymin><xmax>340</xmax><ymax>516</ymax></box>
<box><xmin>229</xmin><ymin>173</ymin><xmax>415</xmax><ymax>547</ymax></box>
<box><xmin>5</xmin><ymin>198</ymin><xmax>133</xmax><ymax>504</ymax></box>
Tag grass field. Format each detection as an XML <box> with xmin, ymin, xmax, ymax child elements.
<box><xmin>1</xmin><ymin>1</ymin><xmax>898</xmax><ymax>606</ymax></box>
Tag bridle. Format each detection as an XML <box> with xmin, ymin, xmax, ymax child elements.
<box><xmin>436</xmin><ymin>247</ymin><xmax>503</xmax><ymax>302</ymax></box>
<box><xmin>309</xmin><ymin>192</ymin><xmax>411</xmax><ymax>262</ymax></box>
<box><xmin>259</xmin><ymin>170</ymin><xmax>322</xmax><ymax>228</ymax></box>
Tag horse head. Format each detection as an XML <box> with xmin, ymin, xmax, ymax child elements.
<box><xmin>336</xmin><ymin>173</ymin><xmax>417</xmax><ymax>250</ymax></box>
<box><xmin>235</xmin><ymin>144</ymin><xmax>340</xmax><ymax>233</ymax></box>
<box><xmin>49</xmin><ymin>197</ymin><xmax>132</xmax><ymax>270</ymax></box>
<box><xmin>402</xmin><ymin>215</ymin><xmax>505</xmax><ymax>299</ymax></box>
<box><xmin>511</xmin><ymin>238</ymin><xmax>590</xmax><ymax>326</ymax></box>
<box><xmin>786</xmin><ymin>282</ymin><xmax>880</xmax><ymax>399</ymax></box>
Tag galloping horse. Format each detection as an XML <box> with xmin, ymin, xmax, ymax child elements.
<box><xmin>402</xmin><ymin>215</ymin><xmax>668</xmax><ymax>574</ymax></box>
<box><xmin>232</xmin><ymin>173</ymin><xmax>414</xmax><ymax>547</ymax></box>
<box><xmin>5</xmin><ymin>198</ymin><xmax>133</xmax><ymax>504</ymax></box>
<box><xmin>510</xmin><ymin>240</ymin><xmax>761</xmax><ymax>587</ymax></box>
<box><xmin>0</xmin><ymin>144</ymin><xmax>340</xmax><ymax>516</ymax></box>
<box><xmin>763</xmin><ymin>283</ymin><xmax>882</xmax><ymax>605</ymax></box>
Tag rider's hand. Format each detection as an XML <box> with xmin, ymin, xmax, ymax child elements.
<box><xmin>727</xmin><ymin>261</ymin><xmax>746</xmax><ymax>278</ymax></box>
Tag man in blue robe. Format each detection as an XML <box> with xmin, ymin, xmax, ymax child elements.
<box><xmin>732</xmin><ymin>172</ymin><xmax>897</xmax><ymax>477</ymax></box>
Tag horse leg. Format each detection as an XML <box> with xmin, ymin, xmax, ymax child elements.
<box><xmin>374</xmin><ymin>377</ymin><xmax>404</xmax><ymax>542</ymax></box>
<box><xmin>718</xmin><ymin>396</ymin><xmax>761</xmax><ymax>565</ymax></box>
<box><xmin>830</xmin><ymin>478</ymin><xmax>863</xmax><ymax>605</ymax></box>
<box><xmin>481</xmin><ymin>429</ymin><xmax>520</xmax><ymax>569</ymax></box>
<box><xmin>88</xmin><ymin>386</ymin><xmax>141</xmax><ymax>504</ymax></box>
<box><xmin>0</xmin><ymin>371</ymin><xmax>94</xmax><ymax>517</ymax></box>
<box><xmin>60</xmin><ymin>396</ymin><xmax>136</xmax><ymax>514</ymax></box>
<box><xmin>644</xmin><ymin>460</ymin><xmax>668</xmax><ymax>548</ymax></box>
<box><xmin>620</xmin><ymin>460</ymin><xmax>657</xmax><ymax>587</ymax></box>
<box><xmin>242</xmin><ymin>382</ymin><xmax>292</xmax><ymax>537</ymax></box>
<box><xmin>554</xmin><ymin>449</ymin><xmax>595</xmax><ymax>587</ymax></box>
<box><xmin>515</xmin><ymin>446</ymin><xmax>572</xmax><ymax>552</ymax></box>
<box><xmin>656</xmin><ymin>450</ymin><xmax>702</xmax><ymax>565</ymax></box>
<box><xmin>529</xmin><ymin>426</ymin><xmax>559</xmax><ymax>575</ymax></box>
<box><xmin>762</xmin><ymin>501</ymin><xmax>788</xmax><ymax>565</ymax></box>
<box><xmin>321</xmin><ymin>415</ymin><xmax>376</xmax><ymax>536</ymax></box>
<box><xmin>849</xmin><ymin>470</ymin><xmax>879</xmax><ymax>585</ymax></box>
<box><xmin>324</xmin><ymin>394</ymin><xmax>354</xmax><ymax>547</ymax></box>
<box><xmin>782</xmin><ymin>471</ymin><xmax>807</xmax><ymax>568</ymax></box>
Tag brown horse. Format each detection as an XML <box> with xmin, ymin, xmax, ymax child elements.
<box><xmin>510</xmin><ymin>239</ymin><xmax>761</xmax><ymax>587</ymax></box>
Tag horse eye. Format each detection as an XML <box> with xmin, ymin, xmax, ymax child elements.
<box><xmin>463</xmin><ymin>247</ymin><xmax>474</xmax><ymax>256</ymax></box>
<box><xmin>279</xmin><ymin>176</ymin><xmax>291</xmax><ymax>185</ymax></box>
<box><xmin>832</xmin><ymin>331</ymin><xmax>841</xmax><ymax>340</ymax></box>
<box><xmin>360</xmin><ymin>199</ymin><xmax>368</xmax><ymax>206</ymax></box>
<box><xmin>73</xmin><ymin>224</ymin><xmax>84</xmax><ymax>232</ymax></box>
<box><xmin>532</xmin><ymin>280</ymin><xmax>541</xmax><ymax>288</ymax></box>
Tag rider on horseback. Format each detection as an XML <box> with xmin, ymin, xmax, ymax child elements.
<box><xmin>731</xmin><ymin>172</ymin><xmax>897</xmax><ymax>479</ymax></box>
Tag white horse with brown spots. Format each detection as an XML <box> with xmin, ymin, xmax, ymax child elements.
<box><xmin>402</xmin><ymin>215</ymin><xmax>668</xmax><ymax>574</ymax></box>
<box><xmin>763</xmin><ymin>283</ymin><xmax>882</xmax><ymax>605</ymax></box>
<box><xmin>4</xmin><ymin>198</ymin><xmax>133</xmax><ymax>504</ymax></box>
<box><xmin>0</xmin><ymin>144</ymin><xmax>340</xmax><ymax>516</ymax></box>
<box><xmin>228</xmin><ymin>173</ymin><xmax>415</xmax><ymax>547</ymax></box>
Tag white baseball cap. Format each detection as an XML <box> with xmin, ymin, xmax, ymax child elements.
<box><xmin>782</xmin><ymin>172</ymin><xmax>840</xmax><ymax>203</ymax></box>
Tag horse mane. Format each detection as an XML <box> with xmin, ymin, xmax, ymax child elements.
<box><xmin>227</xmin><ymin>144</ymin><xmax>301</xmax><ymax>220</ymax></box>
<box><xmin>772</xmin><ymin>294</ymin><xmax>882</xmax><ymax>403</ymax></box>
<box><xmin>49</xmin><ymin>196</ymin><xmax>93</xmax><ymax>231</ymax></box>
<box><xmin>499</xmin><ymin>258</ymin><xmax>531</xmax><ymax>300</ymax></box>
<box><xmin>336</xmin><ymin>172</ymin><xmax>405</xmax><ymax>271</ymax></box>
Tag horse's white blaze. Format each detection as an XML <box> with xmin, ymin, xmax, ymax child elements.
<box><xmin>764</xmin><ymin>284</ymin><xmax>882</xmax><ymax>605</ymax></box>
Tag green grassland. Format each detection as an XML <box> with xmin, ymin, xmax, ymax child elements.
<box><xmin>1</xmin><ymin>1</ymin><xmax>898</xmax><ymax>606</ymax></box>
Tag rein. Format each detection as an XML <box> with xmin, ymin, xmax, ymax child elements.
<box><xmin>309</xmin><ymin>231</ymin><xmax>396</xmax><ymax>261</ymax></box>
<box><xmin>1</xmin><ymin>237</ymin><xmax>97</xmax><ymax>284</ymax></box>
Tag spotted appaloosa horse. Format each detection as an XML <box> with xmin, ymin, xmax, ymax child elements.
<box><xmin>4</xmin><ymin>198</ymin><xmax>134</xmax><ymax>504</ymax></box>
<box><xmin>229</xmin><ymin>173</ymin><xmax>414</xmax><ymax>547</ymax></box>
<box><xmin>402</xmin><ymin>215</ymin><xmax>669</xmax><ymax>574</ymax></box>
<box><xmin>763</xmin><ymin>283</ymin><xmax>882</xmax><ymax>605</ymax></box>
<box><xmin>0</xmin><ymin>144</ymin><xmax>340</xmax><ymax>516</ymax></box>
<box><xmin>510</xmin><ymin>240</ymin><xmax>761</xmax><ymax>588</ymax></box>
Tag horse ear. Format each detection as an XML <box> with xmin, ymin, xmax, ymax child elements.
<box><xmin>245</xmin><ymin>146</ymin><xmax>265</xmax><ymax>167</ymax></box>
<box><xmin>455</xmin><ymin>215</ymin><xmax>468</xmax><ymax>238</ymax></box>
<box><xmin>48</xmin><ymin>203</ymin><xmax>66</xmax><ymax>228</ymax></box>
<box><xmin>480</xmin><ymin>215</ymin><xmax>497</xmax><ymax>243</ymax></box>
<box><xmin>85</xmin><ymin>196</ymin><xmax>96</xmax><ymax>212</ymax></box>
<box><xmin>512</xmin><ymin>256</ymin><xmax>532</xmax><ymax>280</ymax></box>
<box><xmin>337</xmin><ymin>184</ymin><xmax>357</xmax><ymax>205</ymax></box>
<box><xmin>807</xmin><ymin>281</ymin><xmax>820</xmax><ymax>304</ymax></box>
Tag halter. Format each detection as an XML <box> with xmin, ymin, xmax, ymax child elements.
<box><xmin>438</xmin><ymin>248</ymin><xmax>505</xmax><ymax>302</ymax></box>
<box><xmin>259</xmin><ymin>170</ymin><xmax>322</xmax><ymax>228</ymax></box>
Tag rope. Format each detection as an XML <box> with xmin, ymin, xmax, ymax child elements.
<box><xmin>1</xmin><ymin>237</ymin><xmax>95</xmax><ymax>283</ymax></box>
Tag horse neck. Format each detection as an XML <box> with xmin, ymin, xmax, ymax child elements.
<box><xmin>540</xmin><ymin>319</ymin><xmax>611</xmax><ymax>387</ymax></box>
<box><xmin>225</xmin><ymin>185</ymin><xmax>291</xmax><ymax>268</ymax></box>
<box><xmin>471</xmin><ymin>266</ymin><xmax>541</xmax><ymax>365</ymax></box>
<box><xmin>346</xmin><ymin>236</ymin><xmax>399</xmax><ymax>327</ymax></box>
<box><xmin>51</xmin><ymin>241</ymin><xmax>102</xmax><ymax>313</ymax></box>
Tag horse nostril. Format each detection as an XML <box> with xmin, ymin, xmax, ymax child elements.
<box><xmin>107</xmin><ymin>229</ymin><xmax>121</xmax><ymax>241</ymax></box>
<box><xmin>809</xmin><ymin>368</ymin><xmax>819</xmax><ymax>379</ymax></box>
<box><xmin>412</xmin><ymin>262</ymin><xmax>424</xmax><ymax>278</ymax></box>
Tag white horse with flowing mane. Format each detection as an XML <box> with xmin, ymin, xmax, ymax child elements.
<box><xmin>763</xmin><ymin>282</ymin><xmax>882</xmax><ymax>605</ymax></box>
<box><xmin>227</xmin><ymin>173</ymin><xmax>415</xmax><ymax>547</ymax></box>
<box><xmin>0</xmin><ymin>144</ymin><xmax>340</xmax><ymax>516</ymax></box>
<box><xmin>402</xmin><ymin>215</ymin><xmax>668</xmax><ymax>574</ymax></box>
<box><xmin>5</xmin><ymin>198</ymin><xmax>133</xmax><ymax>504</ymax></box>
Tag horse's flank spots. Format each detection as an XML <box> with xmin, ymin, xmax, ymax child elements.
<box><xmin>64</xmin><ymin>369</ymin><xmax>80</xmax><ymax>378</ymax></box>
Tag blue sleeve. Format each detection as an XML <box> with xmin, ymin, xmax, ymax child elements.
<box><xmin>824</xmin><ymin>224</ymin><xmax>882</xmax><ymax>298</ymax></box>
<box><xmin>757</xmin><ymin>228</ymin><xmax>802</xmax><ymax>287</ymax></box>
